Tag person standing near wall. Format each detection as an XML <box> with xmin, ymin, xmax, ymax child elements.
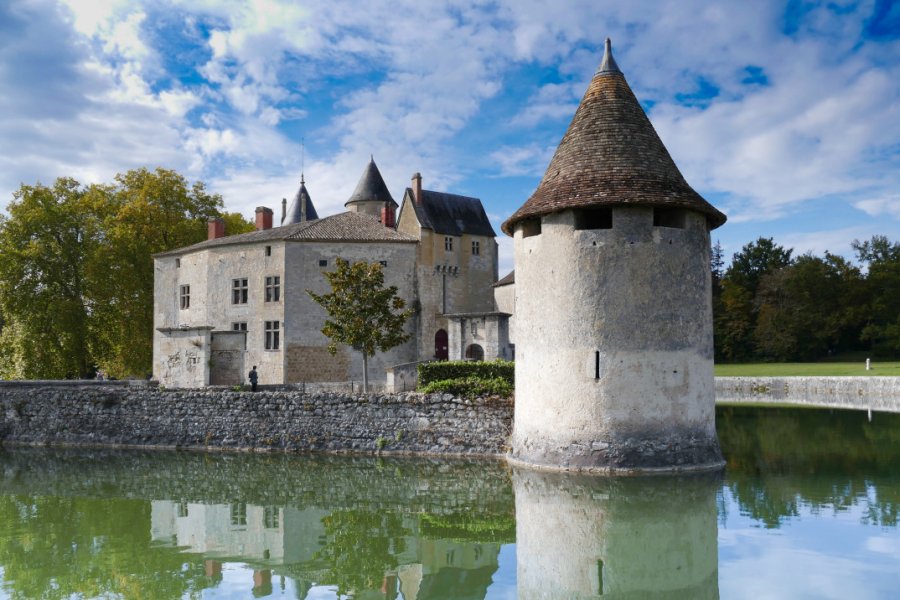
<box><xmin>248</xmin><ymin>366</ymin><xmax>258</xmax><ymax>392</ymax></box>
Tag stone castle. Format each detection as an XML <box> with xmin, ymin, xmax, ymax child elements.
<box><xmin>153</xmin><ymin>158</ymin><xmax>508</xmax><ymax>388</ymax></box>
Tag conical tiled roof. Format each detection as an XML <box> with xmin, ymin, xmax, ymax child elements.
<box><xmin>345</xmin><ymin>156</ymin><xmax>397</xmax><ymax>209</ymax></box>
<box><xmin>282</xmin><ymin>176</ymin><xmax>319</xmax><ymax>225</ymax></box>
<box><xmin>502</xmin><ymin>39</ymin><xmax>726</xmax><ymax>235</ymax></box>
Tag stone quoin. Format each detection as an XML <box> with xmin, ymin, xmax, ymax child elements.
<box><xmin>502</xmin><ymin>39</ymin><xmax>728</xmax><ymax>473</ymax></box>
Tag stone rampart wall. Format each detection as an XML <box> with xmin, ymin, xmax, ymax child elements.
<box><xmin>715</xmin><ymin>376</ymin><xmax>900</xmax><ymax>414</ymax></box>
<box><xmin>0</xmin><ymin>382</ymin><xmax>513</xmax><ymax>456</ymax></box>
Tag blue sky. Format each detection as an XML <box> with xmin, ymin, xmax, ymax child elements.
<box><xmin>1</xmin><ymin>0</ymin><xmax>899</xmax><ymax>275</ymax></box>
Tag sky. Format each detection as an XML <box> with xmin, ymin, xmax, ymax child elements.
<box><xmin>1</xmin><ymin>0</ymin><xmax>899</xmax><ymax>275</ymax></box>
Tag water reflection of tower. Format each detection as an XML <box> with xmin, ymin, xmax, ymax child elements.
<box><xmin>513</xmin><ymin>469</ymin><xmax>719</xmax><ymax>599</ymax></box>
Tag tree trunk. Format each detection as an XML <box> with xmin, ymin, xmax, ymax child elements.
<box><xmin>362</xmin><ymin>352</ymin><xmax>369</xmax><ymax>393</ymax></box>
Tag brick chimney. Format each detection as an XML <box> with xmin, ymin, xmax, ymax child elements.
<box><xmin>412</xmin><ymin>172</ymin><xmax>423</xmax><ymax>205</ymax></box>
<box><xmin>208</xmin><ymin>218</ymin><xmax>225</xmax><ymax>240</ymax></box>
<box><xmin>381</xmin><ymin>201</ymin><xmax>395</xmax><ymax>228</ymax></box>
<box><xmin>255</xmin><ymin>207</ymin><xmax>273</xmax><ymax>230</ymax></box>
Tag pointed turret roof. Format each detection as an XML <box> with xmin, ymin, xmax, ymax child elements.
<box><xmin>345</xmin><ymin>156</ymin><xmax>397</xmax><ymax>209</ymax></box>
<box><xmin>282</xmin><ymin>175</ymin><xmax>319</xmax><ymax>226</ymax></box>
<box><xmin>502</xmin><ymin>39</ymin><xmax>726</xmax><ymax>235</ymax></box>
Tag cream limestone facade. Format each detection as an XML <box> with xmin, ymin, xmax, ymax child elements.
<box><xmin>153</xmin><ymin>162</ymin><xmax>499</xmax><ymax>388</ymax></box>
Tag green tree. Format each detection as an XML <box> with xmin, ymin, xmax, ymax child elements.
<box><xmin>92</xmin><ymin>168</ymin><xmax>233</xmax><ymax>376</ymax></box>
<box><xmin>0</xmin><ymin>179</ymin><xmax>103</xmax><ymax>378</ymax></box>
<box><xmin>307</xmin><ymin>258</ymin><xmax>413</xmax><ymax>392</ymax></box>
<box><xmin>714</xmin><ymin>238</ymin><xmax>793</xmax><ymax>362</ymax></box>
<box><xmin>853</xmin><ymin>236</ymin><xmax>900</xmax><ymax>356</ymax></box>
<box><xmin>0</xmin><ymin>169</ymin><xmax>253</xmax><ymax>379</ymax></box>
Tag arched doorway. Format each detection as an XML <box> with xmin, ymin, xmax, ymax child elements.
<box><xmin>465</xmin><ymin>344</ymin><xmax>484</xmax><ymax>361</ymax></box>
<box><xmin>434</xmin><ymin>329</ymin><xmax>448</xmax><ymax>360</ymax></box>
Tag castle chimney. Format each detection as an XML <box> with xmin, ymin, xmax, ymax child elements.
<box><xmin>207</xmin><ymin>218</ymin><xmax>225</xmax><ymax>240</ymax></box>
<box><xmin>281</xmin><ymin>198</ymin><xmax>287</xmax><ymax>224</ymax></box>
<box><xmin>381</xmin><ymin>201</ymin><xmax>395</xmax><ymax>228</ymax></box>
<box><xmin>255</xmin><ymin>207</ymin><xmax>273</xmax><ymax>230</ymax></box>
<box><xmin>412</xmin><ymin>172</ymin><xmax>423</xmax><ymax>205</ymax></box>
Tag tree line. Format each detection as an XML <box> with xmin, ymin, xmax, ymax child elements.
<box><xmin>0</xmin><ymin>168</ymin><xmax>254</xmax><ymax>380</ymax></box>
<box><xmin>713</xmin><ymin>235</ymin><xmax>900</xmax><ymax>362</ymax></box>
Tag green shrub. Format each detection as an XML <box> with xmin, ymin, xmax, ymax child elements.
<box><xmin>418</xmin><ymin>360</ymin><xmax>514</xmax><ymax>387</ymax></box>
<box><xmin>419</xmin><ymin>376</ymin><xmax>513</xmax><ymax>398</ymax></box>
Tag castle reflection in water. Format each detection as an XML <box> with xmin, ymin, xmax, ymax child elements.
<box><xmin>150</xmin><ymin>500</ymin><xmax>503</xmax><ymax>599</ymax></box>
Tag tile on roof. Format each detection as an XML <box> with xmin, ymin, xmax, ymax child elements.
<box><xmin>285</xmin><ymin>211</ymin><xmax>417</xmax><ymax>242</ymax></box>
<box><xmin>154</xmin><ymin>212</ymin><xmax>415</xmax><ymax>257</ymax></box>
<box><xmin>493</xmin><ymin>270</ymin><xmax>515</xmax><ymax>287</ymax></box>
<box><xmin>409</xmin><ymin>189</ymin><xmax>496</xmax><ymax>237</ymax></box>
<box><xmin>502</xmin><ymin>39</ymin><xmax>726</xmax><ymax>236</ymax></box>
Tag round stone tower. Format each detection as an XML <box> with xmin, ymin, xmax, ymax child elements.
<box><xmin>501</xmin><ymin>39</ymin><xmax>727</xmax><ymax>473</ymax></box>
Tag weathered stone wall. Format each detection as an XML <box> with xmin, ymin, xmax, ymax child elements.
<box><xmin>0</xmin><ymin>382</ymin><xmax>513</xmax><ymax>456</ymax></box>
<box><xmin>715</xmin><ymin>377</ymin><xmax>900</xmax><ymax>414</ymax></box>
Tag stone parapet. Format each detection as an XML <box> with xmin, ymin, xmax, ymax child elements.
<box><xmin>0</xmin><ymin>384</ymin><xmax>513</xmax><ymax>456</ymax></box>
<box><xmin>715</xmin><ymin>376</ymin><xmax>900</xmax><ymax>414</ymax></box>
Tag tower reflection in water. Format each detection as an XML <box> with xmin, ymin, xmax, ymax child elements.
<box><xmin>513</xmin><ymin>468</ymin><xmax>720</xmax><ymax>599</ymax></box>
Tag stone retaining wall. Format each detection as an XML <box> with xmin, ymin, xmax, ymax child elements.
<box><xmin>715</xmin><ymin>376</ymin><xmax>900</xmax><ymax>414</ymax></box>
<box><xmin>0</xmin><ymin>382</ymin><xmax>513</xmax><ymax>456</ymax></box>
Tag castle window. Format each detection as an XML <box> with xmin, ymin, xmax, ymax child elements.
<box><xmin>265</xmin><ymin>275</ymin><xmax>280</xmax><ymax>302</ymax></box>
<box><xmin>472</xmin><ymin>240</ymin><xmax>480</xmax><ymax>255</ymax></box>
<box><xmin>265</xmin><ymin>321</ymin><xmax>280</xmax><ymax>350</ymax></box>
<box><xmin>574</xmin><ymin>207</ymin><xmax>613</xmax><ymax>230</ymax></box>
<box><xmin>232</xmin><ymin>278</ymin><xmax>248</xmax><ymax>304</ymax></box>
<box><xmin>175</xmin><ymin>258</ymin><xmax>181</xmax><ymax>268</ymax></box>
<box><xmin>230</xmin><ymin>503</ymin><xmax>247</xmax><ymax>527</ymax></box>
<box><xmin>653</xmin><ymin>207</ymin><xmax>686</xmax><ymax>229</ymax></box>
<box><xmin>319</xmin><ymin>259</ymin><xmax>328</xmax><ymax>268</ymax></box>
<box><xmin>179</xmin><ymin>285</ymin><xmax>190</xmax><ymax>309</ymax></box>
<box><xmin>264</xmin><ymin>506</ymin><xmax>279</xmax><ymax>529</ymax></box>
<box><xmin>520</xmin><ymin>219</ymin><xmax>541</xmax><ymax>238</ymax></box>
<box><xmin>176</xmin><ymin>502</ymin><xmax>188</xmax><ymax>518</ymax></box>
<box><xmin>379</xmin><ymin>260</ymin><xmax>387</xmax><ymax>267</ymax></box>
<box><xmin>445</xmin><ymin>236</ymin><xmax>454</xmax><ymax>251</ymax></box>
<box><xmin>265</xmin><ymin>245</ymin><xmax>272</xmax><ymax>257</ymax></box>
<box><xmin>232</xmin><ymin>322</ymin><xmax>247</xmax><ymax>331</ymax></box>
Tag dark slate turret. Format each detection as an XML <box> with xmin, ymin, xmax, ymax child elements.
<box><xmin>282</xmin><ymin>175</ymin><xmax>319</xmax><ymax>226</ymax></box>
<box><xmin>345</xmin><ymin>157</ymin><xmax>397</xmax><ymax>219</ymax></box>
<box><xmin>502</xmin><ymin>38</ymin><xmax>725</xmax><ymax>235</ymax></box>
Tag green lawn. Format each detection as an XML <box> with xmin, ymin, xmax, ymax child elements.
<box><xmin>714</xmin><ymin>361</ymin><xmax>900</xmax><ymax>377</ymax></box>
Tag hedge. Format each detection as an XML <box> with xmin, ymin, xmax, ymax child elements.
<box><xmin>419</xmin><ymin>376</ymin><xmax>513</xmax><ymax>398</ymax></box>
<box><xmin>418</xmin><ymin>360</ymin><xmax>514</xmax><ymax>387</ymax></box>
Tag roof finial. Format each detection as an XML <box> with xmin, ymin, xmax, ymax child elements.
<box><xmin>598</xmin><ymin>37</ymin><xmax>621</xmax><ymax>75</ymax></box>
<box><xmin>300</xmin><ymin>137</ymin><xmax>305</xmax><ymax>185</ymax></box>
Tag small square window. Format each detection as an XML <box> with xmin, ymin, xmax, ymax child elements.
<box><xmin>179</xmin><ymin>285</ymin><xmax>190</xmax><ymax>310</ymax></box>
<box><xmin>379</xmin><ymin>260</ymin><xmax>387</xmax><ymax>267</ymax></box>
<box><xmin>472</xmin><ymin>240</ymin><xmax>480</xmax><ymax>255</ymax></box>
<box><xmin>232</xmin><ymin>322</ymin><xmax>247</xmax><ymax>331</ymax></box>
<box><xmin>265</xmin><ymin>245</ymin><xmax>272</xmax><ymax>257</ymax></box>
<box><xmin>319</xmin><ymin>259</ymin><xmax>328</xmax><ymax>267</ymax></box>
<box><xmin>265</xmin><ymin>321</ymin><xmax>280</xmax><ymax>350</ymax></box>
<box><xmin>444</xmin><ymin>236</ymin><xmax>454</xmax><ymax>251</ymax></box>
<box><xmin>232</xmin><ymin>278</ymin><xmax>248</xmax><ymax>304</ymax></box>
<box><xmin>265</xmin><ymin>275</ymin><xmax>280</xmax><ymax>302</ymax></box>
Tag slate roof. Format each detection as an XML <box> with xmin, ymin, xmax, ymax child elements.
<box><xmin>154</xmin><ymin>212</ymin><xmax>415</xmax><ymax>257</ymax></box>
<box><xmin>345</xmin><ymin>157</ymin><xmax>397</xmax><ymax>208</ymax></box>
<box><xmin>501</xmin><ymin>39</ymin><xmax>726</xmax><ymax>236</ymax></box>
<box><xmin>493</xmin><ymin>270</ymin><xmax>515</xmax><ymax>287</ymax></box>
<box><xmin>282</xmin><ymin>176</ymin><xmax>320</xmax><ymax>225</ymax></box>
<box><xmin>407</xmin><ymin>189</ymin><xmax>496</xmax><ymax>237</ymax></box>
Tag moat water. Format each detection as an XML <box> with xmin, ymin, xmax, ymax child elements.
<box><xmin>0</xmin><ymin>406</ymin><xmax>898</xmax><ymax>599</ymax></box>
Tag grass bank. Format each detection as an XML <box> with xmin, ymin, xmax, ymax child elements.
<box><xmin>714</xmin><ymin>362</ymin><xmax>900</xmax><ymax>377</ymax></box>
